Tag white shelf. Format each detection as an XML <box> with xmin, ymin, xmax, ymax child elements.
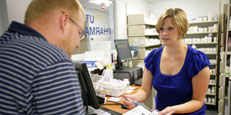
<box><xmin>206</xmin><ymin>93</ymin><xmax>216</xmax><ymax>96</ymax></box>
<box><xmin>145</xmin><ymin>34</ymin><xmax>159</xmax><ymax>36</ymax></box>
<box><xmin>209</xmin><ymin>83</ymin><xmax>216</xmax><ymax>86</ymax></box>
<box><xmin>189</xmin><ymin>20</ymin><xmax>218</xmax><ymax>24</ymax></box>
<box><xmin>205</xmin><ymin>102</ymin><xmax>216</xmax><ymax>106</ymax></box>
<box><xmin>128</xmin><ymin>35</ymin><xmax>158</xmax><ymax>37</ymax></box>
<box><xmin>187</xmin><ymin>19</ymin><xmax>220</xmax><ymax>107</ymax></box>
<box><xmin>225</xmin><ymin>75</ymin><xmax>231</xmax><ymax>78</ymax></box>
<box><xmin>128</xmin><ymin>25</ymin><xmax>156</xmax><ymax>37</ymax></box>
<box><xmin>139</xmin><ymin>43</ymin><xmax>162</xmax><ymax>48</ymax></box>
<box><xmin>127</xmin><ymin>23</ymin><xmax>155</xmax><ymax>26</ymax></box>
<box><xmin>187</xmin><ymin>31</ymin><xmax>218</xmax><ymax>34</ymax></box>
<box><xmin>227</xmin><ymin>52</ymin><xmax>231</xmax><ymax>55</ymax></box>
<box><xmin>128</xmin><ymin>37</ymin><xmax>161</xmax><ymax>48</ymax></box>
<box><xmin>211</xmin><ymin>73</ymin><xmax>216</xmax><ymax>76</ymax></box>
<box><xmin>205</xmin><ymin>53</ymin><xmax>217</xmax><ymax>55</ymax></box>
<box><xmin>187</xmin><ymin>42</ymin><xmax>217</xmax><ymax>45</ymax></box>
<box><xmin>144</xmin><ymin>23</ymin><xmax>156</xmax><ymax>26</ymax></box>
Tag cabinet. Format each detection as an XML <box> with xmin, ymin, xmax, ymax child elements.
<box><xmin>184</xmin><ymin>19</ymin><xmax>220</xmax><ymax>107</ymax></box>
<box><xmin>127</xmin><ymin>14</ymin><xmax>160</xmax><ymax>109</ymax></box>
<box><xmin>127</xmin><ymin>14</ymin><xmax>161</xmax><ymax>66</ymax></box>
<box><xmin>219</xmin><ymin>2</ymin><xmax>231</xmax><ymax>115</ymax></box>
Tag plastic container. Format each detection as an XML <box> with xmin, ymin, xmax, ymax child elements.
<box><xmin>96</xmin><ymin>81</ymin><xmax>127</xmax><ymax>97</ymax></box>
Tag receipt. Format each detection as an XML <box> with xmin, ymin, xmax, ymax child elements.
<box><xmin>123</xmin><ymin>105</ymin><xmax>151</xmax><ymax>115</ymax></box>
<box><xmin>107</xmin><ymin>97</ymin><xmax>122</xmax><ymax>102</ymax></box>
<box><xmin>149</xmin><ymin>110</ymin><xmax>159</xmax><ymax>115</ymax></box>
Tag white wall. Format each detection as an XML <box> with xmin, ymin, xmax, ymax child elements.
<box><xmin>115</xmin><ymin>0</ymin><xmax>127</xmax><ymax>40</ymax></box>
<box><xmin>115</xmin><ymin>0</ymin><xmax>149</xmax><ymax>40</ymax></box>
<box><xmin>149</xmin><ymin>0</ymin><xmax>219</xmax><ymax>21</ymax></box>
<box><xmin>0</xmin><ymin>7</ymin><xmax>3</xmax><ymax>35</ymax></box>
<box><xmin>0</xmin><ymin>0</ymin><xmax>4</xmax><ymax>35</ymax></box>
<box><xmin>0</xmin><ymin>21</ymin><xmax>2</xmax><ymax>35</ymax></box>
<box><xmin>2</xmin><ymin>0</ymin><xmax>225</xmax><ymax>44</ymax></box>
<box><xmin>126</xmin><ymin>0</ymin><xmax>149</xmax><ymax>16</ymax></box>
<box><xmin>115</xmin><ymin>0</ymin><xmax>223</xmax><ymax>41</ymax></box>
<box><xmin>6</xmin><ymin>0</ymin><xmax>30</xmax><ymax>23</ymax></box>
<box><xmin>0</xmin><ymin>0</ymin><xmax>9</xmax><ymax>35</ymax></box>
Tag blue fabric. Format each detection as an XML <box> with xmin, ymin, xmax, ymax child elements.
<box><xmin>8</xmin><ymin>21</ymin><xmax>46</xmax><ymax>40</ymax></box>
<box><xmin>144</xmin><ymin>45</ymin><xmax>210</xmax><ymax>115</ymax></box>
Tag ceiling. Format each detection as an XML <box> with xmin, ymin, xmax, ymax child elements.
<box><xmin>79</xmin><ymin>0</ymin><xmax>114</xmax><ymax>10</ymax></box>
<box><xmin>145</xmin><ymin>0</ymin><xmax>161</xmax><ymax>1</ymax></box>
<box><xmin>79</xmin><ymin>0</ymin><xmax>160</xmax><ymax>10</ymax></box>
<box><xmin>79</xmin><ymin>0</ymin><xmax>98</xmax><ymax>10</ymax></box>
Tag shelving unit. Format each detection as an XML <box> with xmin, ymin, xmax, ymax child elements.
<box><xmin>187</xmin><ymin>31</ymin><xmax>218</xmax><ymax>35</ymax></box>
<box><xmin>184</xmin><ymin>20</ymin><xmax>220</xmax><ymax>107</ymax></box>
<box><xmin>127</xmin><ymin>14</ymin><xmax>162</xmax><ymax>66</ymax></box>
<box><xmin>188</xmin><ymin>42</ymin><xmax>217</xmax><ymax>45</ymax></box>
<box><xmin>189</xmin><ymin>20</ymin><xmax>219</xmax><ymax>24</ymax></box>
<box><xmin>219</xmin><ymin>2</ymin><xmax>231</xmax><ymax>115</ymax></box>
<box><xmin>126</xmin><ymin>14</ymin><xmax>161</xmax><ymax>109</ymax></box>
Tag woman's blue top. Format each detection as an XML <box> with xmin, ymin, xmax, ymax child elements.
<box><xmin>144</xmin><ymin>45</ymin><xmax>211</xmax><ymax>115</ymax></box>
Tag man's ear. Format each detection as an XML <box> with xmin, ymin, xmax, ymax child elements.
<box><xmin>60</xmin><ymin>13</ymin><xmax>69</xmax><ymax>33</ymax></box>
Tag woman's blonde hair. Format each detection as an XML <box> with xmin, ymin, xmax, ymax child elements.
<box><xmin>24</xmin><ymin>0</ymin><xmax>85</xmax><ymax>25</ymax></box>
<box><xmin>156</xmin><ymin>8</ymin><xmax>188</xmax><ymax>38</ymax></box>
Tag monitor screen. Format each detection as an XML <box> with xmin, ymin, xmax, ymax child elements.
<box><xmin>114</xmin><ymin>39</ymin><xmax>132</xmax><ymax>63</ymax></box>
<box><xmin>74</xmin><ymin>61</ymin><xmax>100</xmax><ymax>109</ymax></box>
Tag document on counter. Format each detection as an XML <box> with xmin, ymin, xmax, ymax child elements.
<box><xmin>107</xmin><ymin>97</ymin><xmax>122</xmax><ymax>102</ymax></box>
<box><xmin>129</xmin><ymin>86</ymin><xmax>137</xmax><ymax>90</ymax></box>
<box><xmin>124</xmin><ymin>89</ymin><xmax>134</xmax><ymax>94</ymax></box>
<box><xmin>123</xmin><ymin>105</ymin><xmax>159</xmax><ymax>115</ymax></box>
<box><xmin>123</xmin><ymin>105</ymin><xmax>151</xmax><ymax>115</ymax></box>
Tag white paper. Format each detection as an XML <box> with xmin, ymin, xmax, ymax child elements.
<box><xmin>124</xmin><ymin>89</ymin><xmax>134</xmax><ymax>94</ymax></box>
<box><xmin>123</xmin><ymin>105</ymin><xmax>151</xmax><ymax>115</ymax></box>
<box><xmin>129</xmin><ymin>86</ymin><xmax>137</xmax><ymax>90</ymax></box>
<box><xmin>107</xmin><ymin>97</ymin><xmax>122</xmax><ymax>102</ymax></box>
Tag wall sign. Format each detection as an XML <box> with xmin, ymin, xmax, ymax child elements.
<box><xmin>85</xmin><ymin>13</ymin><xmax>111</xmax><ymax>36</ymax></box>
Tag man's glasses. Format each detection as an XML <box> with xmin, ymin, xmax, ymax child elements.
<box><xmin>62</xmin><ymin>11</ymin><xmax>86</xmax><ymax>40</ymax></box>
<box><xmin>69</xmin><ymin>17</ymin><xmax>86</xmax><ymax>40</ymax></box>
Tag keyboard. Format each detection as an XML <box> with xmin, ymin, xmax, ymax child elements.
<box><xmin>100</xmin><ymin>107</ymin><xmax>122</xmax><ymax>115</ymax></box>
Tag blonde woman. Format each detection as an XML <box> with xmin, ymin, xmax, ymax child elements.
<box><xmin>123</xmin><ymin>8</ymin><xmax>210</xmax><ymax>115</ymax></box>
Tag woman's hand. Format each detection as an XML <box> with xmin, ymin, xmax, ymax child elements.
<box><xmin>158</xmin><ymin>106</ymin><xmax>175</xmax><ymax>115</ymax></box>
<box><xmin>122</xmin><ymin>95</ymin><xmax>136</xmax><ymax>109</ymax></box>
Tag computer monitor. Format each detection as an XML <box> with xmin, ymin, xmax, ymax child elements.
<box><xmin>114</xmin><ymin>39</ymin><xmax>132</xmax><ymax>68</ymax></box>
<box><xmin>74</xmin><ymin>61</ymin><xmax>100</xmax><ymax>109</ymax></box>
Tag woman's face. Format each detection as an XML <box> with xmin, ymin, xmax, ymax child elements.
<box><xmin>159</xmin><ymin>17</ymin><xmax>181</xmax><ymax>46</ymax></box>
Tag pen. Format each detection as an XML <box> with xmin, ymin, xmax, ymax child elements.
<box><xmin>125</xmin><ymin>98</ymin><xmax>152</xmax><ymax>112</ymax></box>
<box><xmin>125</xmin><ymin>98</ymin><xmax>141</xmax><ymax>106</ymax></box>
